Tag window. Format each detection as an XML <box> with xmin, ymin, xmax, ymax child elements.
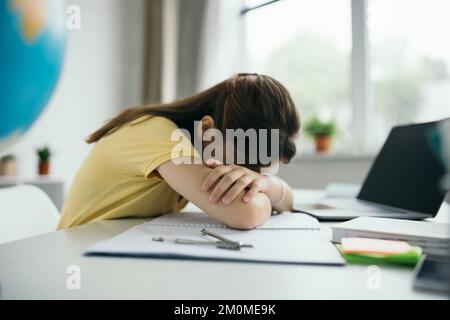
<box><xmin>243</xmin><ymin>0</ymin><xmax>450</xmax><ymax>155</ymax></box>
<box><xmin>368</xmin><ymin>0</ymin><xmax>450</xmax><ymax>146</ymax></box>
<box><xmin>244</xmin><ymin>0</ymin><xmax>352</xmax><ymax>154</ymax></box>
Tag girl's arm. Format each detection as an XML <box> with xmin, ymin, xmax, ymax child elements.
<box><xmin>265</xmin><ymin>176</ymin><xmax>294</xmax><ymax>212</ymax></box>
<box><xmin>200</xmin><ymin>161</ymin><xmax>293</xmax><ymax>212</ymax></box>
<box><xmin>157</xmin><ymin>159</ymin><xmax>272</xmax><ymax>229</ymax></box>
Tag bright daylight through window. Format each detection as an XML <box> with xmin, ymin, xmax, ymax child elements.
<box><xmin>369</xmin><ymin>0</ymin><xmax>450</xmax><ymax>146</ymax></box>
<box><xmin>244</xmin><ymin>0</ymin><xmax>450</xmax><ymax>155</ymax></box>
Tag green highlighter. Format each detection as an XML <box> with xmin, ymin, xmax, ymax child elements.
<box><xmin>336</xmin><ymin>238</ymin><xmax>423</xmax><ymax>267</ymax></box>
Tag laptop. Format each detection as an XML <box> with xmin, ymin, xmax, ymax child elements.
<box><xmin>295</xmin><ymin>119</ymin><xmax>448</xmax><ymax>221</ymax></box>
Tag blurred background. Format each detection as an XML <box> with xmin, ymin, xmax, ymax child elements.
<box><xmin>1</xmin><ymin>0</ymin><xmax>449</xmax><ymax>209</ymax></box>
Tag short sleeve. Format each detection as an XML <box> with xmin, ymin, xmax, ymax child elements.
<box><xmin>116</xmin><ymin>116</ymin><xmax>200</xmax><ymax>179</ymax></box>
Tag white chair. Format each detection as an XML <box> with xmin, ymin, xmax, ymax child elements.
<box><xmin>0</xmin><ymin>185</ymin><xmax>60</xmax><ymax>244</ymax></box>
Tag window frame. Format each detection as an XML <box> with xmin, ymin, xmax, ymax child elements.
<box><xmin>351</xmin><ymin>0</ymin><xmax>374</xmax><ymax>153</ymax></box>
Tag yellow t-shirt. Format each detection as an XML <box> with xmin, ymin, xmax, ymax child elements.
<box><xmin>58</xmin><ymin>116</ymin><xmax>198</xmax><ymax>229</ymax></box>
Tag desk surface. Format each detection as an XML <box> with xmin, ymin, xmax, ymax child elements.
<box><xmin>0</xmin><ymin>190</ymin><xmax>448</xmax><ymax>299</ymax></box>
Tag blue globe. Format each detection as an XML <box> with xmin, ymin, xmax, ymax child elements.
<box><xmin>0</xmin><ymin>0</ymin><xmax>66</xmax><ymax>150</ymax></box>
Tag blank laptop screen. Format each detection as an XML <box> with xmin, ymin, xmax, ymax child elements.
<box><xmin>357</xmin><ymin>120</ymin><xmax>447</xmax><ymax>216</ymax></box>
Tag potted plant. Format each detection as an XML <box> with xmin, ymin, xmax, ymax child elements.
<box><xmin>0</xmin><ymin>154</ymin><xmax>18</xmax><ymax>176</ymax></box>
<box><xmin>304</xmin><ymin>116</ymin><xmax>336</xmax><ymax>153</ymax></box>
<box><xmin>37</xmin><ymin>146</ymin><xmax>51</xmax><ymax>175</ymax></box>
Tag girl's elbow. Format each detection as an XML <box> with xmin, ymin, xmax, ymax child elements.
<box><xmin>231</xmin><ymin>193</ymin><xmax>272</xmax><ymax>230</ymax></box>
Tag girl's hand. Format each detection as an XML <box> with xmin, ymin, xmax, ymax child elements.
<box><xmin>202</xmin><ymin>160</ymin><xmax>269</xmax><ymax>205</ymax></box>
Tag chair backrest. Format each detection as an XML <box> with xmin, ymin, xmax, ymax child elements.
<box><xmin>0</xmin><ymin>185</ymin><xmax>60</xmax><ymax>244</ymax></box>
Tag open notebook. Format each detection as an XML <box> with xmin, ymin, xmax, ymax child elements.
<box><xmin>86</xmin><ymin>211</ymin><xmax>345</xmax><ymax>265</ymax></box>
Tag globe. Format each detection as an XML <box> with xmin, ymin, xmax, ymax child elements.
<box><xmin>0</xmin><ymin>0</ymin><xmax>66</xmax><ymax>150</ymax></box>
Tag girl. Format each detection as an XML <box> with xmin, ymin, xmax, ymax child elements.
<box><xmin>58</xmin><ymin>73</ymin><xmax>300</xmax><ymax>230</ymax></box>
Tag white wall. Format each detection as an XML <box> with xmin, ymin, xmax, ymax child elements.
<box><xmin>3</xmin><ymin>0</ymin><xmax>145</xmax><ymax>193</ymax></box>
<box><xmin>278</xmin><ymin>156</ymin><xmax>374</xmax><ymax>189</ymax></box>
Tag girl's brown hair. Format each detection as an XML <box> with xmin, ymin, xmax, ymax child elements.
<box><xmin>87</xmin><ymin>73</ymin><xmax>300</xmax><ymax>165</ymax></box>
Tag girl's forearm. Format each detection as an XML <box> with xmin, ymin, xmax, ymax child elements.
<box><xmin>264</xmin><ymin>176</ymin><xmax>294</xmax><ymax>212</ymax></box>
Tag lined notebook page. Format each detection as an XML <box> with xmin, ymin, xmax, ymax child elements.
<box><xmin>86</xmin><ymin>212</ymin><xmax>345</xmax><ymax>265</ymax></box>
<box><xmin>145</xmin><ymin>211</ymin><xmax>321</xmax><ymax>231</ymax></box>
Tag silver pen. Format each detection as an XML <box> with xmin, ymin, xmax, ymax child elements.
<box><xmin>201</xmin><ymin>228</ymin><xmax>253</xmax><ymax>249</ymax></box>
<box><xmin>151</xmin><ymin>229</ymin><xmax>253</xmax><ymax>250</ymax></box>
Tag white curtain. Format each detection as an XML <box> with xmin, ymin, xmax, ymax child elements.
<box><xmin>196</xmin><ymin>0</ymin><xmax>245</xmax><ymax>91</ymax></box>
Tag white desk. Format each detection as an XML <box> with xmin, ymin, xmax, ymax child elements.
<box><xmin>0</xmin><ymin>190</ymin><xmax>448</xmax><ymax>299</ymax></box>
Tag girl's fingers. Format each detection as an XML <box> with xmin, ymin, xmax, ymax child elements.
<box><xmin>243</xmin><ymin>182</ymin><xmax>262</xmax><ymax>203</ymax></box>
<box><xmin>201</xmin><ymin>165</ymin><xmax>233</xmax><ymax>192</ymax></box>
<box><xmin>209</xmin><ymin>170</ymin><xmax>245</xmax><ymax>203</ymax></box>
<box><xmin>243</xmin><ymin>178</ymin><xmax>268</xmax><ymax>202</ymax></box>
<box><xmin>205</xmin><ymin>159</ymin><xmax>223</xmax><ymax>168</ymax></box>
<box><xmin>222</xmin><ymin>176</ymin><xmax>254</xmax><ymax>204</ymax></box>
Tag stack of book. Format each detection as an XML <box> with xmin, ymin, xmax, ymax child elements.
<box><xmin>332</xmin><ymin>217</ymin><xmax>450</xmax><ymax>258</ymax></box>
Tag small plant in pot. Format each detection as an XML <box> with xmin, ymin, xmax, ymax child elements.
<box><xmin>37</xmin><ymin>146</ymin><xmax>51</xmax><ymax>175</ymax></box>
<box><xmin>304</xmin><ymin>116</ymin><xmax>336</xmax><ymax>153</ymax></box>
<box><xmin>0</xmin><ymin>154</ymin><xmax>18</xmax><ymax>176</ymax></box>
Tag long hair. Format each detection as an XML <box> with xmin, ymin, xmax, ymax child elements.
<box><xmin>86</xmin><ymin>73</ymin><xmax>300</xmax><ymax>164</ymax></box>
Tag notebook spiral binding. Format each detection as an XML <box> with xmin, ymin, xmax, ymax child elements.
<box><xmin>144</xmin><ymin>222</ymin><xmax>320</xmax><ymax>231</ymax></box>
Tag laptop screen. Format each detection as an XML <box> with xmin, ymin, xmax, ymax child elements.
<box><xmin>357</xmin><ymin>120</ymin><xmax>447</xmax><ymax>216</ymax></box>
